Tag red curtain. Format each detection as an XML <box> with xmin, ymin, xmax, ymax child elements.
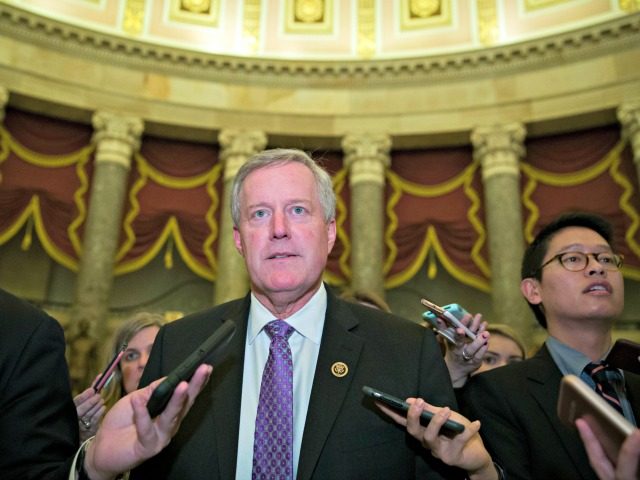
<box><xmin>1</xmin><ymin>109</ymin><xmax>638</xmax><ymax>289</ymax></box>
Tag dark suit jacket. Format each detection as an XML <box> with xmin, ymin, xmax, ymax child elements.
<box><xmin>0</xmin><ymin>288</ymin><xmax>78</xmax><ymax>480</ymax></box>
<box><xmin>462</xmin><ymin>345</ymin><xmax>640</xmax><ymax>480</ymax></box>
<box><xmin>132</xmin><ymin>288</ymin><xmax>464</xmax><ymax>479</ymax></box>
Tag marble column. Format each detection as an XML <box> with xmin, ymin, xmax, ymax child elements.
<box><xmin>342</xmin><ymin>133</ymin><xmax>391</xmax><ymax>300</ymax></box>
<box><xmin>618</xmin><ymin>101</ymin><xmax>640</xmax><ymax>187</ymax></box>
<box><xmin>214</xmin><ymin>129</ymin><xmax>267</xmax><ymax>305</ymax></box>
<box><xmin>68</xmin><ymin>112</ymin><xmax>143</xmax><ymax>389</ymax></box>
<box><xmin>471</xmin><ymin>123</ymin><xmax>532</xmax><ymax>338</ymax></box>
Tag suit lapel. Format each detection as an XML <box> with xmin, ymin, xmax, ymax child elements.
<box><xmin>297</xmin><ymin>292</ymin><xmax>364</xmax><ymax>480</ymax></box>
<box><xmin>210</xmin><ymin>297</ymin><xmax>250</xmax><ymax>479</ymax></box>
<box><xmin>527</xmin><ymin>347</ymin><xmax>597</xmax><ymax>480</ymax></box>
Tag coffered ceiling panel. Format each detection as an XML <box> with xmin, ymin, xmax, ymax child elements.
<box><xmin>6</xmin><ymin>0</ymin><xmax>634</xmax><ymax>60</ymax></box>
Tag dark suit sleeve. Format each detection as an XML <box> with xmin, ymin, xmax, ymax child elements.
<box><xmin>462</xmin><ymin>373</ymin><xmax>533</xmax><ymax>480</ymax></box>
<box><xmin>0</xmin><ymin>310</ymin><xmax>78</xmax><ymax>480</ymax></box>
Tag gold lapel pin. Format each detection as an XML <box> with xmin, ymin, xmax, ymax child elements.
<box><xmin>331</xmin><ymin>361</ymin><xmax>349</xmax><ymax>378</ymax></box>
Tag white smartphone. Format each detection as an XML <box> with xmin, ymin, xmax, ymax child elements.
<box><xmin>557</xmin><ymin>374</ymin><xmax>635</xmax><ymax>463</ymax></box>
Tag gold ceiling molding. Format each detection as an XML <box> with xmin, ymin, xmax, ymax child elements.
<box><xmin>477</xmin><ymin>0</ymin><xmax>499</xmax><ymax>46</ymax></box>
<box><xmin>123</xmin><ymin>0</ymin><xmax>146</xmax><ymax>35</ymax></box>
<box><xmin>357</xmin><ymin>0</ymin><xmax>375</xmax><ymax>59</ymax></box>
<box><xmin>169</xmin><ymin>0</ymin><xmax>220</xmax><ymax>27</ymax></box>
<box><xmin>286</xmin><ymin>0</ymin><xmax>333</xmax><ymax>34</ymax></box>
<box><xmin>620</xmin><ymin>0</ymin><xmax>640</xmax><ymax>12</ymax></box>
<box><xmin>242</xmin><ymin>0</ymin><xmax>261</xmax><ymax>54</ymax></box>
<box><xmin>400</xmin><ymin>0</ymin><xmax>452</xmax><ymax>30</ymax></box>
<box><xmin>524</xmin><ymin>0</ymin><xmax>573</xmax><ymax>11</ymax></box>
<box><xmin>0</xmin><ymin>4</ymin><xmax>638</xmax><ymax>85</ymax></box>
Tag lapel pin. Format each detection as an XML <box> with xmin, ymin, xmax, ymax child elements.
<box><xmin>331</xmin><ymin>361</ymin><xmax>349</xmax><ymax>378</ymax></box>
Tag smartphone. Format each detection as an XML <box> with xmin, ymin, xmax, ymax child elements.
<box><xmin>362</xmin><ymin>385</ymin><xmax>464</xmax><ymax>437</ymax></box>
<box><xmin>147</xmin><ymin>319</ymin><xmax>236</xmax><ymax>418</ymax></box>
<box><xmin>606</xmin><ymin>339</ymin><xmax>640</xmax><ymax>375</ymax></box>
<box><xmin>557</xmin><ymin>374</ymin><xmax>635</xmax><ymax>462</ymax></box>
<box><xmin>421</xmin><ymin>299</ymin><xmax>476</xmax><ymax>346</ymax></box>
<box><xmin>93</xmin><ymin>342</ymin><xmax>127</xmax><ymax>393</ymax></box>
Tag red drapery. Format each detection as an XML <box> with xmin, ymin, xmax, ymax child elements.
<box><xmin>1</xmin><ymin>109</ymin><xmax>638</xmax><ymax>290</ymax></box>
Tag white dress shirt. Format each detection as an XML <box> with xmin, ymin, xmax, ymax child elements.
<box><xmin>235</xmin><ymin>285</ymin><xmax>327</xmax><ymax>479</ymax></box>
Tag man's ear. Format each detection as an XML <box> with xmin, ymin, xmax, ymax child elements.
<box><xmin>233</xmin><ymin>227</ymin><xmax>244</xmax><ymax>257</ymax></box>
<box><xmin>520</xmin><ymin>278</ymin><xmax>542</xmax><ymax>305</ymax></box>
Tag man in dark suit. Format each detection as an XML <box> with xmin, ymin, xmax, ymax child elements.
<box><xmin>131</xmin><ymin>148</ymin><xmax>499</xmax><ymax>479</ymax></box>
<box><xmin>0</xmin><ymin>285</ymin><xmax>212</xmax><ymax>480</ymax></box>
<box><xmin>0</xmin><ymin>288</ymin><xmax>79</xmax><ymax>480</ymax></box>
<box><xmin>462</xmin><ymin>212</ymin><xmax>640</xmax><ymax>480</ymax></box>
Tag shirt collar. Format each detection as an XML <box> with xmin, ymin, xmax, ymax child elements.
<box><xmin>247</xmin><ymin>285</ymin><xmax>327</xmax><ymax>345</ymax></box>
<box><xmin>546</xmin><ymin>335</ymin><xmax>608</xmax><ymax>376</ymax></box>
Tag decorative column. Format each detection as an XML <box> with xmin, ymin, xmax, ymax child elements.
<box><xmin>618</xmin><ymin>101</ymin><xmax>640</xmax><ymax>187</ymax></box>
<box><xmin>471</xmin><ymin>123</ymin><xmax>532</xmax><ymax>338</ymax></box>
<box><xmin>68</xmin><ymin>112</ymin><xmax>143</xmax><ymax>390</ymax></box>
<box><xmin>342</xmin><ymin>133</ymin><xmax>391</xmax><ymax>300</ymax></box>
<box><xmin>214</xmin><ymin>129</ymin><xmax>267</xmax><ymax>305</ymax></box>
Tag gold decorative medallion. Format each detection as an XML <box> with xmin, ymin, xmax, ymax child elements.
<box><xmin>331</xmin><ymin>361</ymin><xmax>349</xmax><ymax>377</ymax></box>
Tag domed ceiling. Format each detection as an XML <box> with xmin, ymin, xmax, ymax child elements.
<box><xmin>8</xmin><ymin>0</ymin><xmax>637</xmax><ymax>60</ymax></box>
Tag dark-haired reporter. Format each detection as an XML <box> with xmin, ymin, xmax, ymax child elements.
<box><xmin>462</xmin><ymin>212</ymin><xmax>640</xmax><ymax>480</ymax></box>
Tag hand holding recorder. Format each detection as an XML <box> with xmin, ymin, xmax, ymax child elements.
<box><xmin>365</xmin><ymin>385</ymin><xmax>498</xmax><ymax>479</ymax></box>
<box><xmin>147</xmin><ymin>319</ymin><xmax>236</xmax><ymax>417</ymax></box>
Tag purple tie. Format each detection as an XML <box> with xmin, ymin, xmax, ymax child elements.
<box><xmin>252</xmin><ymin>320</ymin><xmax>295</xmax><ymax>480</ymax></box>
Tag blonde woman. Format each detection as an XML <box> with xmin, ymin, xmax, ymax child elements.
<box><xmin>74</xmin><ymin>312</ymin><xmax>165</xmax><ymax>441</ymax></box>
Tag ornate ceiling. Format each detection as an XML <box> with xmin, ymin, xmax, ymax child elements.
<box><xmin>7</xmin><ymin>0</ymin><xmax>638</xmax><ymax>60</ymax></box>
<box><xmin>0</xmin><ymin>0</ymin><xmax>638</xmax><ymax>147</ymax></box>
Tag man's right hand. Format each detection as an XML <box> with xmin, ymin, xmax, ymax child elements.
<box><xmin>83</xmin><ymin>363</ymin><xmax>213</xmax><ymax>480</ymax></box>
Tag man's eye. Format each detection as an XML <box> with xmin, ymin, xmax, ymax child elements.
<box><xmin>253</xmin><ymin>210</ymin><xmax>267</xmax><ymax>218</ymax></box>
<box><xmin>599</xmin><ymin>254</ymin><xmax>613</xmax><ymax>264</ymax></box>
<box><xmin>565</xmin><ymin>255</ymin><xmax>580</xmax><ymax>263</ymax></box>
<box><xmin>292</xmin><ymin>206</ymin><xmax>305</xmax><ymax>215</ymax></box>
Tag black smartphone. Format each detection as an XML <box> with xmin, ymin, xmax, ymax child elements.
<box><xmin>605</xmin><ymin>339</ymin><xmax>640</xmax><ymax>374</ymax></box>
<box><xmin>558</xmin><ymin>374</ymin><xmax>634</xmax><ymax>463</ymax></box>
<box><xmin>93</xmin><ymin>342</ymin><xmax>127</xmax><ymax>393</ymax></box>
<box><xmin>147</xmin><ymin>319</ymin><xmax>236</xmax><ymax>418</ymax></box>
<box><xmin>362</xmin><ymin>385</ymin><xmax>464</xmax><ymax>436</ymax></box>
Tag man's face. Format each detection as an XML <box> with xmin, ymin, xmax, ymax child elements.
<box><xmin>522</xmin><ymin>226</ymin><xmax>624</xmax><ymax>327</ymax></box>
<box><xmin>233</xmin><ymin>162</ymin><xmax>336</xmax><ymax>309</ymax></box>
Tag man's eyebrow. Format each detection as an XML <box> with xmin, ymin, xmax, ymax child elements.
<box><xmin>554</xmin><ymin>243</ymin><xmax>612</xmax><ymax>252</ymax></box>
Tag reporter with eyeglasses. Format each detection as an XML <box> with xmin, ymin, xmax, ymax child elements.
<box><xmin>460</xmin><ymin>212</ymin><xmax>640</xmax><ymax>480</ymax></box>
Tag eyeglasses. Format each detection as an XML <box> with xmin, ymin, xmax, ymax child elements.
<box><xmin>538</xmin><ymin>251</ymin><xmax>624</xmax><ymax>273</ymax></box>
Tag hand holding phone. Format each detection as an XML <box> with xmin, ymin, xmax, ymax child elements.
<box><xmin>93</xmin><ymin>342</ymin><xmax>128</xmax><ymax>393</ymax></box>
<box><xmin>147</xmin><ymin>319</ymin><xmax>236</xmax><ymax>418</ymax></box>
<box><xmin>362</xmin><ymin>385</ymin><xmax>464</xmax><ymax>437</ymax></box>
<box><xmin>421</xmin><ymin>298</ymin><xmax>476</xmax><ymax>346</ymax></box>
<box><xmin>558</xmin><ymin>374</ymin><xmax>635</xmax><ymax>462</ymax></box>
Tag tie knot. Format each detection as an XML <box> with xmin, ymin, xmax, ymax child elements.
<box><xmin>584</xmin><ymin>361</ymin><xmax>618</xmax><ymax>382</ymax></box>
<box><xmin>264</xmin><ymin>319</ymin><xmax>294</xmax><ymax>340</ymax></box>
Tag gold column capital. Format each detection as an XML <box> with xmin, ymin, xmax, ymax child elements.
<box><xmin>471</xmin><ymin>123</ymin><xmax>526</xmax><ymax>180</ymax></box>
<box><xmin>342</xmin><ymin>133</ymin><xmax>391</xmax><ymax>186</ymax></box>
<box><xmin>218</xmin><ymin>129</ymin><xmax>267</xmax><ymax>181</ymax></box>
<box><xmin>91</xmin><ymin>111</ymin><xmax>144</xmax><ymax>168</ymax></box>
<box><xmin>618</xmin><ymin>101</ymin><xmax>640</xmax><ymax>165</ymax></box>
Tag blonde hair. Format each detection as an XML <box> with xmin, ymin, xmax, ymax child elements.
<box><xmin>101</xmin><ymin>312</ymin><xmax>165</xmax><ymax>409</ymax></box>
<box><xmin>486</xmin><ymin>323</ymin><xmax>527</xmax><ymax>359</ymax></box>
